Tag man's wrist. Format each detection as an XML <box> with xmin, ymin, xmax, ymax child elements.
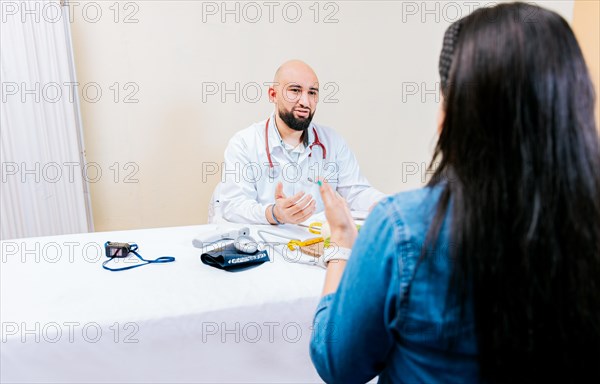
<box><xmin>271</xmin><ymin>204</ymin><xmax>283</xmax><ymax>225</ymax></box>
<box><xmin>265</xmin><ymin>204</ymin><xmax>278</xmax><ymax>225</ymax></box>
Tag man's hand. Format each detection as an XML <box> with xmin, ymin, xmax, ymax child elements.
<box><xmin>318</xmin><ymin>179</ymin><xmax>358</xmax><ymax>249</ymax></box>
<box><xmin>270</xmin><ymin>182</ymin><xmax>316</xmax><ymax>224</ymax></box>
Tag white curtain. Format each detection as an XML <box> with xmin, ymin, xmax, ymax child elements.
<box><xmin>1</xmin><ymin>0</ymin><xmax>92</xmax><ymax>239</ymax></box>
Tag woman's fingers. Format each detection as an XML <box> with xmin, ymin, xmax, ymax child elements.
<box><xmin>318</xmin><ymin>179</ymin><xmax>337</xmax><ymax>206</ymax></box>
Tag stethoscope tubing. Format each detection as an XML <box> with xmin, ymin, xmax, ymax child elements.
<box><xmin>264</xmin><ymin>117</ymin><xmax>326</xmax><ymax>169</ymax></box>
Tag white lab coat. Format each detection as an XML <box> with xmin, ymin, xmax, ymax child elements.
<box><xmin>217</xmin><ymin>113</ymin><xmax>386</xmax><ymax>224</ymax></box>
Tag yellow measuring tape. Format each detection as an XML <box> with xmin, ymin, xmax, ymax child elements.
<box><xmin>307</xmin><ymin>222</ymin><xmax>323</xmax><ymax>235</ymax></box>
<box><xmin>287</xmin><ymin>236</ymin><xmax>324</xmax><ymax>251</ymax></box>
<box><xmin>285</xmin><ymin>221</ymin><xmax>328</xmax><ymax>251</ymax></box>
<box><xmin>289</xmin><ymin>220</ymin><xmax>363</xmax><ymax>251</ymax></box>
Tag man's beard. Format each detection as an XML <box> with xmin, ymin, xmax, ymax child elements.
<box><xmin>278</xmin><ymin>107</ymin><xmax>314</xmax><ymax>132</ymax></box>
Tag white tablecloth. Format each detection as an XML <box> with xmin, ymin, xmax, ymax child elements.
<box><xmin>1</xmin><ymin>224</ymin><xmax>327</xmax><ymax>383</ymax></box>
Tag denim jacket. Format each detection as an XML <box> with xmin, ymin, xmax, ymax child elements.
<box><xmin>310</xmin><ymin>187</ymin><xmax>479</xmax><ymax>383</ymax></box>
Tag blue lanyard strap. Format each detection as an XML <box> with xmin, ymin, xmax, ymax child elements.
<box><xmin>102</xmin><ymin>242</ymin><xmax>175</xmax><ymax>272</ymax></box>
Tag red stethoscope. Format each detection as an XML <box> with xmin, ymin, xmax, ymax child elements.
<box><xmin>265</xmin><ymin>117</ymin><xmax>327</xmax><ymax>169</ymax></box>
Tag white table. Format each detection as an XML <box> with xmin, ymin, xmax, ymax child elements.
<box><xmin>0</xmin><ymin>224</ymin><xmax>327</xmax><ymax>383</ymax></box>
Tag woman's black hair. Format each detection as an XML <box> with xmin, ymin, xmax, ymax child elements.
<box><xmin>428</xmin><ymin>3</ymin><xmax>600</xmax><ymax>382</ymax></box>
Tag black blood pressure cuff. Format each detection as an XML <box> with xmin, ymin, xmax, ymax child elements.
<box><xmin>200</xmin><ymin>243</ymin><xmax>269</xmax><ymax>272</ymax></box>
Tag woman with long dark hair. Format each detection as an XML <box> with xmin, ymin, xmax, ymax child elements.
<box><xmin>310</xmin><ymin>3</ymin><xmax>600</xmax><ymax>383</ymax></box>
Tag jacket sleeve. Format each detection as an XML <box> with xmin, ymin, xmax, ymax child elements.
<box><xmin>219</xmin><ymin>133</ymin><xmax>271</xmax><ymax>224</ymax></box>
<box><xmin>310</xmin><ymin>200</ymin><xmax>400</xmax><ymax>383</ymax></box>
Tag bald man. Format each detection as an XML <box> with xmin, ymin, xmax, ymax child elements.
<box><xmin>216</xmin><ymin>60</ymin><xmax>386</xmax><ymax>225</ymax></box>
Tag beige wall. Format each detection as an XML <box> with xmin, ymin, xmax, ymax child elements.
<box><xmin>71</xmin><ymin>1</ymin><xmax>575</xmax><ymax>231</ymax></box>
<box><xmin>573</xmin><ymin>0</ymin><xmax>600</xmax><ymax>127</ymax></box>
